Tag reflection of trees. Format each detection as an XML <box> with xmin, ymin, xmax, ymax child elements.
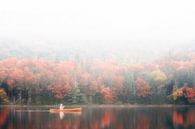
<box><xmin>0</xmin><ymin>108</ymin><xmax>164</xmax><ymax>129</ymax></box>
<box><xmin>80</xmin><ymin>108</ymin><xmax>114</xmax><ymax>129</ymax></box>
<box><xmin>6</xmin><ymin>108</ymin><xmax>116</xmax><ymax>129</ymax></box>
<box><xmin>136</xmin><ymin>113</ymin><xmax>150</xmax><ymax>129</ymax></box>
<box><xmin>0</xmin><ymin>108</ymin><xmax>10</xmax><ymax>129</ymax></box>
<box><xmin>173</xmin><ymin>108</ymin><xmax>195</xmax><ymax>129</ymax></box>
<box><xmin>4</xmin><ymin>107</ymin><xmax>195</xmax><ymax>129</ymax></box>
<box><xmin>101</xmin><ymin>111</ymin><xmax>113</xmax><ymax>127</ymax></box>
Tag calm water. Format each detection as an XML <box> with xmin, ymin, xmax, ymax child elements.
<box><xmin>0</xmin><ymin>106</ymin><xmax>195</xmax><ymax>129</ymax></box>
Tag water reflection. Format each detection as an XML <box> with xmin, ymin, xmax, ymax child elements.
<box><xmin>0</xmin><ymin>106</ymin><xmax>195</xmax><ymax>129</ymax></box>
<box><xmin>59</xmin><ymin>112</ymin><xmax>64</xmax><ymax>120</ymax></box>
<box><xmin>173</xmin><ymin>108</ymin><xmax>195</xmax><ymax>129</ymax></box>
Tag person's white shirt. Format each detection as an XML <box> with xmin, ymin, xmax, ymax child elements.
<box><xmin>59</xmin><ymin>104</ymin><xmax>64</xmax><ymax>110</ymax></box>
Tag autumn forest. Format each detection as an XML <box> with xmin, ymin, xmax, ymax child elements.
<box><xmin>0</xmin><ymin>42</ymin><xmax>195</xmax><ymax>105</ymax></box>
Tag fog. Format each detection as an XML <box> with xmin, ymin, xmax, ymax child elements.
<box><xmin>0</xmin><ymin>0</ymin><xmax>195</xmax><ymax>60</ymax></box>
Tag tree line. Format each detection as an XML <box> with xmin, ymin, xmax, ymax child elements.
<box><xmin>0</xmin><ymin>51</ymin><xmax>195</xmax><ymax>105</ymax></box>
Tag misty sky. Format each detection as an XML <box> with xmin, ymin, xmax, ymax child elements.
<box><xmin>0</xmin><ymin>0</ymin><xmax>195</xmax><ymax>49</ymax></box>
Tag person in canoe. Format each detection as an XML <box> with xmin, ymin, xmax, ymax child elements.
<box><xmin>59</xmin><ymin>104</ymin><xmax>64</xmax><ymax>110</ymax></box>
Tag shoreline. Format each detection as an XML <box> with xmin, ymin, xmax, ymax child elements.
<box><xmin>0</xmin><ymin>104</ymin><xmax>194</xmax><ymax>108</ymax></box>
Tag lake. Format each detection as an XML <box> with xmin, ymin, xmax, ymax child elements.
<box><xmin>0</xmin><ymin>106</ymin><xmax>195</xmax><ymax>129</ymax></box>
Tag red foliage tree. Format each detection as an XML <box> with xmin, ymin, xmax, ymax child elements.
<box><xmin>101</xmin><ymin>87</ymin><xmax>113</xmax><ymax>103</ymax></box>
<box><xmin>135</xmin><ymin>78</ymin><xmax>151</xmax><ymax>97</ymax></box>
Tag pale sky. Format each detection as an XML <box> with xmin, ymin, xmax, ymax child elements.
<box><xmin>0</xmin><ymin>0</ymin><xmax>195</xmax><ymax>47</ymax></box>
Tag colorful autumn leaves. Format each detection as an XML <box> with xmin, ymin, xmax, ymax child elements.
<box><xmin>0</xmin><ymin>51</ymin><xmax>195</xmax><ymax>104</ymax></box>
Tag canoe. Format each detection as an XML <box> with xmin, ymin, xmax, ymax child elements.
<box><xmin>49</xmin><ymin>108</ymin><xmax>82</xmax><ymax>113</ymax></box>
